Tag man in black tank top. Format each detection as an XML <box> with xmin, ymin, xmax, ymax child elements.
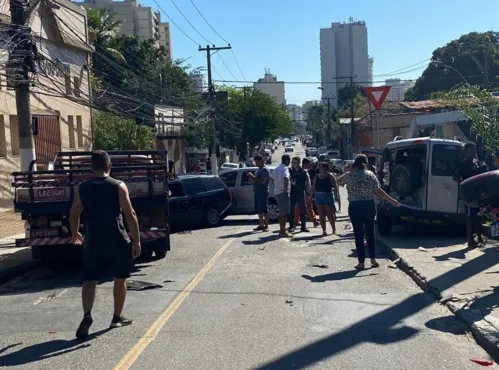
<box><xmin>69</xmin><ymin>150</ymin><xmax>141</xmax><ymax>339</ymax></box>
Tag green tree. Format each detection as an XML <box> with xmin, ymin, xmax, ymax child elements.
<box><xmin>337</xmin><ymin>84</ymin><xmax>365</xmax><ymax>110</ymax></box>
<box><xmin>432</xmin><ymin>83</ymin><xmax>499</xmax><ymax>151</ymax></box>
<box><xmin>217</xmin><ymin>87</ymin><xmax>292</xmax><ymax>154</ymax></box>
<box><xmin>93</xmin><ymin>112</ymin><xmax>154</xmax><ymax>150</ymax></box>
<box><xmin>86</xmin><ymin>8</ymin><xmax>125</xmax><ymax>63</ymax></box>
<box><xmin>406</xmin><ymin>32</ymin><xmax>499</xmax><ymax>101</ymax></box>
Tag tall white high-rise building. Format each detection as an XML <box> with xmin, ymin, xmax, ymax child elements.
<box><xmin>74</xmin><ymin>0</ymin><xmax>172</xmax><ymax>58</ymax></box>
<box><xmin>159</xmin><ymin>22</ymin><xmax>172</xmax><ymax>59</ymax></box>
<box><xmin>253</xmin><ymin>69</ymin><xmax>285</xmax><ymax>106</ymax></box>
<box><xmin>189</xmin><ymin>72</ymin><xmax>206</xmax><ymax>93</ymax></box>
<box><xmin>385</xmin><ymin>78</ymin><xmax>415</xmax><ymax>102</ymax></box>
<box><xmin>368</xmin><ymin>57</ymin><xmax>374</xmax><ymax>86</ymax></box>
<box><xmin>320</xmin><ymin>20</ymin><xmax>369</xmax><ymax>109</ymax></box>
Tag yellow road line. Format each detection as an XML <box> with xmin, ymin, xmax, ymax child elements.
<box><xmin>114</xmin><ymin>237</ymin><xmax>236</xmax><ymax>370</ymax></box>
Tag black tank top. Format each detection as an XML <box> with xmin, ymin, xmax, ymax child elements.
<box><xmin>79</xmin><ymin>176</ymin><xmax>129</xmax><ymax>247</ymax></box>
<box><xmin>315</xmin><ymin>174</ymin><xmax>333</xmax><ymax>193</ymax></box>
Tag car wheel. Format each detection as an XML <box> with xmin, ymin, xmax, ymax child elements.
<box><xmin>268</xmin><ymin>201</ymin><xmax>280</xmax><ymax>222</ymax></box>
<box><xmin>205</xmin><ymin>208</ymin><xmax>221</xmax><ymax>227</ymax></box>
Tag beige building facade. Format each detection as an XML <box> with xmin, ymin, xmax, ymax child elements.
<box><xmin>0</xmin><ymin>0</ymin><xmax>93</xmax><ymax>208</ymax></box>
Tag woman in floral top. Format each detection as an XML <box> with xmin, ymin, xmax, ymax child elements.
<box><xmin>338</xmin><ymin>154</ymin><xmax>400</xmax><ymax>270</ymax></box>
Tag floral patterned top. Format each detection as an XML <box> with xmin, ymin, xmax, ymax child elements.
<box><xmin>338</xmin><ymin>170</ymin><xmax>381</xmax><ymax>202</ymax></box>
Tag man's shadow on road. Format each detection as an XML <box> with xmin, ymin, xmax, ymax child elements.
<box><xmin>0</xmin><ymin>328</ymin><xmax>110</xmax><ymax>367</ymax></box>
<box><xmin>302</xmin><ymin>270</ymin><xmax>379</xmax><ymax>282</ymax></box>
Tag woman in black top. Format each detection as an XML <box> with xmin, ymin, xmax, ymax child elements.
<box><xmin>311</xmin><ymin>162</ymin><xmax>339</xmax><ymax>236</ymax></box>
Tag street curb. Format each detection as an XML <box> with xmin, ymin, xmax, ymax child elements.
<box><xmin>0</xmin><ymin>260</ymin><xmax>40</xmax><ymax>285</ymax></box>
<box><xmin>376</xmin><ymin>236</ymin><xmax>499</xmax><ymax>362</ymax></box>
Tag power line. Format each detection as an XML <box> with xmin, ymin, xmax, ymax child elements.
<box><xmin>169</xmin><ymin>0</ymin><xmax>212</xmax><ymax>45</ymax></box>
<box><xmin>374</xmin><ymin>59</ymin><xmax>431</xmax><ymax>77</ymax></box>
<box><xmin>215</xmin><ymin>75</ymin><xmax>486</xmax><ymax>85</ymax></box>
<box><xmin>188</xmin><ymin>0</ymin><xmax>229</xmax><ymax>44</ymax></box>
<box><xmin>187</xmin><ymin>0</ymin><xmax>247</xmax><ymax>80</ymax></box>
<box><xmin>152</xmin><ymin>0</ymin><xmax>199</xmax><ymax>46</ymax></box>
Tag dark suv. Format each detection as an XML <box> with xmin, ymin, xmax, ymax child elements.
<box><xmin>169</xmin><ymin>174</ymin><xmax>232</xmax><ymax>229</ymax></box>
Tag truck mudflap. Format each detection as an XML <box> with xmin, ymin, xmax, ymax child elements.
<box><xmin>15</xmin><ymin>230</ymin><xmax>168</xmax><ymax>247</ymax></box>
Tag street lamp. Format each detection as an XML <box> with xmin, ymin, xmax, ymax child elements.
<box><xmin>432</xmin><ymin>60</ymin><xmax>469</xmax><ymax>84</ymax></box>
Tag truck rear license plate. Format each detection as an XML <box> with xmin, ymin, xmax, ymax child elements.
<box><xmin>31</xmin><ymin>229</ymin><xmax>59</xmax><ymax>238</ymax></box>
<box><xmin>491</xmin><ymin>222</ymin><xmax>499</xmax><ymax>238</ymax></box>
<box><xmin>35</xmin><ymin>187</ymin><xmax>68</xmax><ymax>200</ymax></box>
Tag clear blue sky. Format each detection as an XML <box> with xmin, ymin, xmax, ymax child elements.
<box><xmin>143</xmin><ymin>0</ymin><xmax>499</xmax><ymax>105</ymax></box>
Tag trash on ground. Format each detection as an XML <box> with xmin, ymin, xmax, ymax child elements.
<box><xmin>285</xmin><ymin>299</ymin><xmax>293</xmax><ymax>304</ymax></box>
<box><xmin>311</xmin><ymin>264</ymin><xmax>329</xmax><ymax>269</ymax></box>
<box><xmin>387</xmin><ymin>263</ymin><xmax>398</xmax><ymax>269</ymax></box>
<box><xmin>162</xmin><ymin>279</ymin><xmax>175</xmax><ymax>283</ymax></box>
<box><xmin>469</xmin><ymin>358</ymin><xmax>494</xmax><ymax>366</ymax></box>
<box><xmin>344</xmin><ymin>224</ymin><xmax>352</xmax><ymax>230</ymax></box>
<box><xmin>381</xmin><ymin>292</ymin><xmax>387</xmax><ymax>295</ymax></box>
<box><xmin>259</xmin><ymin>245</ymin><xmax>265</xmax><ymax>250</ymax></box>
<box><xmin>418</xmin><ymin>246</ymin><xmax>432</xmax><ymax>252</ymax></box>
<box><xmin>127</xmin><ymin>280</ymin><xmax>162</xmax><ymax>291</ymax></box>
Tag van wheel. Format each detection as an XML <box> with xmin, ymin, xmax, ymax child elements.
<box><xmin>205</xmin><ymin>208</ymin><xmax>221</xmax><ymax>227</ymax></box>
<box><xmin>377</xmin><ymin>213</ymin><xmax>392</xmax><ymax>236</ymax></box>
<box><xmin>268</xmin><ymin>201</ymin><xmax>280</xmax><ymax>222</ymax></box>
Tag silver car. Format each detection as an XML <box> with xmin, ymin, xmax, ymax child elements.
<box><xmin>219</xmin><ymin>167</ymin><xmax>280</xmax><ymax>221</ymax></box>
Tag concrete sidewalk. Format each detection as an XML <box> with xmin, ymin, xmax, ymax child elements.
<box><xmin>0</xmin><ymin>234</ymin><xmax>38</xmax><ymax>283</ymax></box>
<box><xmin>377</xmin><ymin>226</ymin><xmax>499</xmax><ymax>358</ymax></box>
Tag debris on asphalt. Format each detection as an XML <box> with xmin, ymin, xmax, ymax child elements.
<box><xmin>259</xmin><ymin>245</ymin><xmax>265</xmax><ymax>251</ymax></box>
<box><xmin>285</xmin><ymin>299</ymin><xmax>293</xmax><ymax>304</ymax></box>
<box><xmin>310</xmin><ymin>264</ymin><xmax>329</xmax><ymax>269</ymax></box>
<box><xmin>127</xmin><ymin>280</ymin><xmax>162</xmax><ymax>291</ymax></box>
<box><xmin>48</xmin><ymin>331</ymin><xmax>56</xmax><ymax>334</ymax></box>
<box><xmin>162</xmin><ymin>279</ymin><xmax>175</xmax><ymax>283</ymax></box>
<box><xmin>381</xmin><ymin>292</ymin><xmax>387</xmax><ymax>295</ymax></box>
<box><xmin>343</xmin><ymin>224</ymin><xmax>352</xmax><ymax>230</ymax></box>
<box><xmin>418</xmin><ymin>246</ymin><xmax>431</xmax><ymax>252</ymax></box>
<box><xmin>470</xmin><ymin>358</ymin><xmax>494</xmax><ymax>366</ymax></box>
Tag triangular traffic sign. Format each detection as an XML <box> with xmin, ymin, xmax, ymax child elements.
<box><xmin>363</xmin><ymin>86</ymin><xmax>392</xmax><ymax>110</ymax></box>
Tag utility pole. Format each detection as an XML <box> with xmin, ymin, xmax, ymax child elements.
<box><xmin>349</xmin><ymin>75</ymin><xmax>356</xmax><ymax>155</ymax></box>
<box><xmin>198</xmin><ymin>44</ymin><xmax>231</xmax><ymax>176</ymax></box>
<box><xmin>9</xmin><ymin>0</ymin><xmax>36</xmax><ymax>171</ymax></box>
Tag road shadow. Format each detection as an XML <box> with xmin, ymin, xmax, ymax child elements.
<box><xmin>255</xmin><ymin>248</ymin><xmax>499</xmax><ymax>369</ymax></box>
<box><xmin>242</xmin><ymin>235</ymin><xmax>278</xmax><ymax>246</ymax></box>
<box><xmin>425</xmin><ymin>316</ymin><xmax>469</xmax><ymax>335</ymax></box>
<box><xmin>0</xmin><ymin>263</ymin><xmax>151</xmax><ymax>297</ymax></box>
<box><xmin>301</xmin><ymin>270</ymin><xmax>378</xmax><ymax>282</ymax></box>
<box><xmin>292</xmin><ymin>234</ymin><xmax>325</xmax><ymax>242</ymax></box>
<box><xmin>433</xmin><ymin>245</ymin><xmax>476</xmax><ymax>261</ymax></box>
<box><xmin>0</xmin><ymin>328</ymin><xmax>110</xmax><ymax>366</ymax></box>
<box><xmin>219</xmin><ymin>231</ymin><xmax>256</xmax><ymax>239</ymax></box>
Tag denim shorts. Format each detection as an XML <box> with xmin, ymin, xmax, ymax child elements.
<box><xmin>465</xmin><ymin>205</ymin><xmax>479</xmax><ymax>217</ymax></box>
<box><xmin>254</xmin><ymin>192</ymin><xmax>269</xmax><ymax>214</ymax></box>
<box><xmin>314</xmin><ymin>192</ymin><xmax>334</xmax><ymax>207</ymax></box>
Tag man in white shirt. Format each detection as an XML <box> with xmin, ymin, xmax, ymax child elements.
<box><xmin>271</xmin><ymin>154</ymin><xmax>292</xmax><ymax>238</ymax></box>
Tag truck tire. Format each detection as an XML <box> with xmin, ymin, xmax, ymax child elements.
<box><xmin>391</xmin><ymin>163</ymin><xmax>422</xmax><ymax>197</ymax></box>
<box><xmin>460</xmin><ymin>170</ymin><xmax>499</xmax><ymax>207</ymax></box>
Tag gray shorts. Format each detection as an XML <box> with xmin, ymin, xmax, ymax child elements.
<box><xmin>275</xmin><ymin>193</ymin><xmax>291</xmax><ymax>216</ymax></box>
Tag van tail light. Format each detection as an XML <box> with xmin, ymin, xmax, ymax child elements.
<box><xmin>228</xmin><ymin>189</ymin><xmax>232</xmax><ymax>201</ymax></box>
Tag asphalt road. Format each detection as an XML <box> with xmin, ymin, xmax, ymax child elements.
<box><xmin>0</xmin><ymin>141</ymin><xmax>494</xmax><ymax>369</ymax></box>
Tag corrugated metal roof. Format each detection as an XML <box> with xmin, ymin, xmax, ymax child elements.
<box><xmin>339</xmin><ymin>118</ymin><xmax>362</xmax><ymax>124</ymax></box>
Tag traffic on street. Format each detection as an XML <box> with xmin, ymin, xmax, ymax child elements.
<box><xmin>0</xmin><ymin>140</ymin><xmax>496</xmax><ymax>369</ymax></box>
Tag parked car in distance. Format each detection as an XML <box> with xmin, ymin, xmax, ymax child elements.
<box><xmin>317</xmin><ymin>146</ymin><xmax>328</xmax><ymax>156</ymax></box>
<box><xmin>220</xmin><ymin>162</ymin><xmax>245</xmax><ymax>173</ymax></box>
<box><xmin>325</xmin><ymin>150</ymin><xmax>341</xmax><ymax>161</ymax></box>
<box><xmin>306</xmin><ymin>147</ymin><xmax>317</xmax><ymax>157</ymax></box>
<box><xmin>169</xmin><ymin>174</ymin><xmax>232</xmax><ymax>229</ymax></box>
<box><xmin>285</xmin><ymin>144</ymin><xmax>294</xmax><ymax>152</ymax></box>
<box><xmin>219</xmin><ymin>167</ymin><xmax>281</xmax><ymax>221</ymax></box>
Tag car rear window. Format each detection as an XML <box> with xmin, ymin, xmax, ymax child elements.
<box><xmin>181</xmin><ymin>177</ymin><xmax>207</xmax><ymax>195</ymax></box>
<box><xmin>431</xmin><ymin>144</ymin><xmax>462</xmax><ymax>176</ymax></box>
<box><xmin>202</xmin><ymin>177</ymin><xmax>226</xmax><ymax>191</ymax></box>
<box><xmin>169</xmin><ymin>181</ymin><xmax>184</xmax><ymax>197</ymax></box>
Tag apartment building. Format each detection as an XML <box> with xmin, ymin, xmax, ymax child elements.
<box><xmin>385</xmin><ymin>78</ymin><xmax>415</xmax><ymax>102</ymax></box>
<box><xmin>0</xmin><ymin>0</ymin><xmax>93</xmax><ymax>207</ymax></box>
<box><xmin>74</xmin><ymin>0</ymin><xmax>172</xmax><ymax>58</ymax></box>
<box><xmin>320</xmin><ymin>20</ymin><xmax>369</xmax><ymax>109</ymax></box>
<box><xmin>159</xmin><ymin>22</ymin><xmax>172</xmax><ymax>59</ymax></box>
<box><xmin>253</xmin><ymin>70</ymin><xmax>285</xmax><ymax>106</ymax></box>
